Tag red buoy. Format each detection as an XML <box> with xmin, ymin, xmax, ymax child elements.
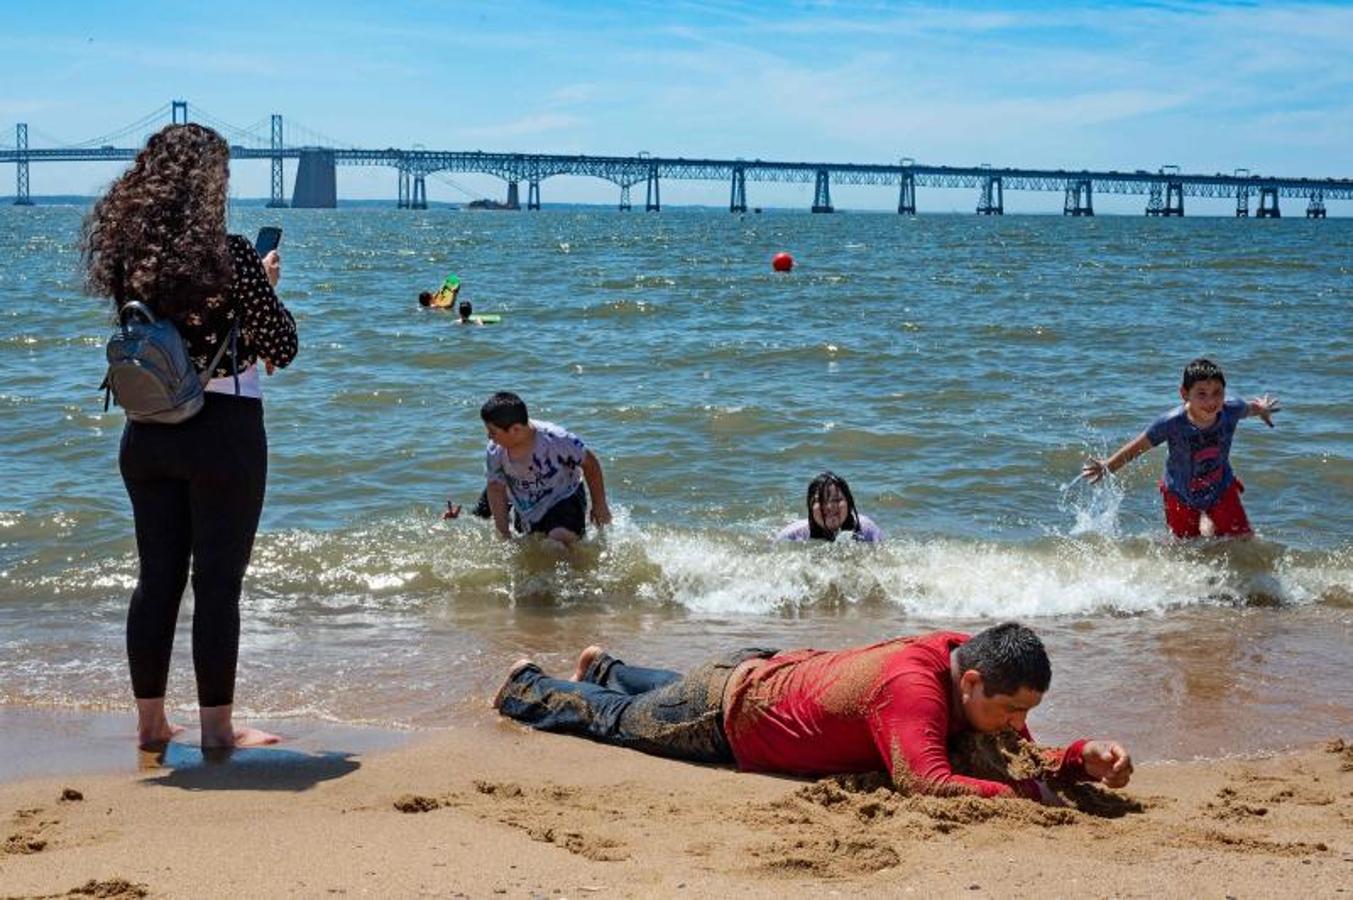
<box><xmin>771</xmin><ymin>252</ymin><xmax>794</xmax><ymax>272</ymax></box>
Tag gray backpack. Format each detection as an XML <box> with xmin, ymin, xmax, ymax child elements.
<box><xmin>102</xmin><ymin>297</ymin><xmax>238</xmax><ymax>425</ymax></box>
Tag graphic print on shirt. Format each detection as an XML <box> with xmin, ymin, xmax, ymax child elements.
<box><xmin>1184</xmin><ymin>430</ymin><xmax>1225</xmax><ymax>495</ymax></box>
<box><xmin>1146</xmin><ymin>398</ymin><xmax>1246</xmax><ymax>510</ymax></box>
<box><xmin>485</xmin><ymin>421</ymin><xmax>586</xmax><ymax>525</ymax></box>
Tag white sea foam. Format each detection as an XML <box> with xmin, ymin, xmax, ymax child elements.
<box><xmin>4</xmin><ymin>508</ymin><xmax>1348</xmax><ymax>623</ymax></box>
<box><xmin>606</xmin><ymin>517</ymin><xmax>1348</xmax><ymax>619</ymax></box>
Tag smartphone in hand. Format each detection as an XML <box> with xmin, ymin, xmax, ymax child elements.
<box><xmin>255</xmin><ymin>226</ymin><xmax>283</xmax><ymax>257</ymax></box>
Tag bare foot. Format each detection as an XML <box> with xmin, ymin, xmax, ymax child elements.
<box><xmin>198</xmin><ymin>704</ymin><xmax>281</xmax><ymax>748</ymax></box>
<box><xmin>137</xmin><ymin>722</ymin><xmax>186</xmax><ymax>750</ymax></box>
<box><xmin>572</xmin><ymin>645</ymin><xmax>605</xmax><ymax>682</ymax></box>
<box><xmin>135</xmin><ymin>698</ymin><xmax>186</xmax><ymax>748</ymax></box>
<box><xmin>492</xmin><ymin>658</ymin><xmax>537</xmax><ymax>710</ymax></box>
<box><xmin>201</xmin><ymin>726</ymin><xmax>281</xmax><ymax>749</ymax></box>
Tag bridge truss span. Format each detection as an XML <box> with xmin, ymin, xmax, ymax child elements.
<box><xmin>4</xmin><ymin>102</ymin><xmax>1350</xmax><ymax>212</ymax></box>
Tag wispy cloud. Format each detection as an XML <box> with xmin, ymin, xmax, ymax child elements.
<box><xmin>3</xmin><ymin>0</ymin><xmax>1348</xmax><ymax>197</ymax></box>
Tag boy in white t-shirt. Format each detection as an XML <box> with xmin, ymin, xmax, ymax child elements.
<box><xmin>480</xmin><ymin>391</ymin><xmax>612</xmax><ymax>545</ymax></box>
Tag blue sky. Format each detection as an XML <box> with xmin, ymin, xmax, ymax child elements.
<box><xmin>3</xmin><ymin>0</ymin><xmax>1350</xmax><ymax>211</ymax></box>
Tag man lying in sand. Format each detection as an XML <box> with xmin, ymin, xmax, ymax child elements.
<box><xmin>493</xmin><ymin>622</ymin><xmax>1133</xmax><ymax>802</ymax></box>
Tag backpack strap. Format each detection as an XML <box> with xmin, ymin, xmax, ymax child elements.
<box><xmin>103</xmin><ymin>260</ymin><xmax>129</xmax><ymax>411</ymax></box>
<box><xmin>229</xmin><ymin>320</ymin><xmax>239</xmax><ymax>395</ymax></box>
<box><xmin>198</xmin><ymin>320</ymin><xmax>239</xmax><ymax>388</ymax></box>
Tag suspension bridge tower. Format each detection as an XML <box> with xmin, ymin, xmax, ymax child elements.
<box><xmin>14</xmin><ymin>124</ymin><xmax>32</xmax><ymax>206</ymax></box>
<box><xmin>268</xmin><ymin>114</ymin><xmax>287</xmax><ymax>208</ymax></box>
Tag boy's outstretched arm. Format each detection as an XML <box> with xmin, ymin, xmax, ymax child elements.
<box><xmin>1247</xmin><ymin>393</ymin><xmax>1281</xmax><ymax>427</ymax></box>
<box><xmin>581</xmin><ymin>450</ymin><xmax>612</xmax><ymax>527</ymax></box>
<box><xmin>1083</xmin><ymin>432</ymin><xmax>1152</xmax><ymax>484</ymax></box>
<box><xmin>486</xmin><ymin>481</ymin><xmax>513</xmax><ymax>539</ymax></box>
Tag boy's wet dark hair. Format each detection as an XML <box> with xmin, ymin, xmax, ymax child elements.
<box><xmin>954</xmin><ymin>622</ymin><xmax>1052</xmax><ymax>696</ymax></box>
<box><xmin>459</xmin><ymin>300</ymin><xmax>472</xmax><ymax>318</ymax></box>
<box><xmin>481</xmin><ymin>391</ymin><xmax>529</xmax><ymax>429</ymax></box>
<box><xmin>418</xmin><ymin>291</ymin><xmax>433</xmax><ymax>307</ymax></box>
<box><xmin>806</xmin><ymin>470</ymin><xmax>860</xmax><ymax>541</ymax></box>
<box><xmin>1182</xmin><ymin>357</ymin><xmax>1226</xmax><ymax>390</ymax></box>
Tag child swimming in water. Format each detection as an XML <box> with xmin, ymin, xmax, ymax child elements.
<box><xmin>776</xmin><ymin>471</ymin><xmax>884</xmax><ymax>543</ymax></box>
<box><xmin>419</xmin><ymin>272</ymin><xmax>461</xmax><ymax>309</ymax></box>
<box><xmin>456</xmin><ymin>300</ymin><xmax>483</xmax><ymax>325</ymax></box>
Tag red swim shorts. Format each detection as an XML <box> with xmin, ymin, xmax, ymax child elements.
<box><xmin>1160</xmin><ymin>478</ymin><xmax>1252</xmax><ymax>539</ymax></box>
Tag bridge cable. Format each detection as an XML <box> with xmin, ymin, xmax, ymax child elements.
<box><xmin>284</xmin><ymin>120</ymin><xmax>360</xmax><ymax>150</ymax></box>
<box><xmin>189</xmin><ymin>106</ymin><xmax>272</xmax><ymax>148</ymax></box>
<box><xmin>57</xmin><ymin>104</ymin><xmax>175</xmax><ymax>149</ymax></box>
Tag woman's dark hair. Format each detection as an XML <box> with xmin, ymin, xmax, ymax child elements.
<box><xmin>1182</xmin><ymin>357</ymin><xmax>1225</xmax><ymax>390</ymax></box>
<box><xmin>806</xmin><ymin>470</ymin><xmax>860</xmax><ymax>541</ymax></box>
<box><xmin>953</xmin><ymin>622</ymin><xmax>1051</xmax><ymax>696</ymax></box>
<box><xmin>418</xmin><ymin>291</ymin><xmax>434</xmax><ymax>307</ymax></box>
<box><xmin>481</xmin><ymin>391</ymin><xmax>529</xmax><ymax>428</ymax></box>
<box><xmin>459</xmin><ymin>300</ymin><xmax>473</xmax><ymax>318</ymax></box>
<box><xmin>81</xmin><ymin>124</ymin><xmax>233</xmax><ymax>320</ymax></box>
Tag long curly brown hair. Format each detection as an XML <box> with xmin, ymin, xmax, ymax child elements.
<box><xmin>81</xmin><ymin>123</ymin><xmax>233</xmax><ymax>320</ymax></box>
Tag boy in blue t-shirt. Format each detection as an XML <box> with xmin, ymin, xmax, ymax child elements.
<box><xmin>1082</xmin><ymin>358</ymin><xmax>1280</xmax><ymax>538</ymax></box>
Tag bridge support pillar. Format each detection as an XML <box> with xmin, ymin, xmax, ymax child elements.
<box><xmin>527</xmin><ymin>178</ymin><xmax>540</xmax><ymax>210</ymax></box>
<box><xmin>730</xmin><ymin>167</ymin><xmax>747</xmax><ymax>213</ymax></box>
<box><xmin>1307</xmin><ymin>191</ymin><xmax>1326</xmax><ymax>219</ymax></box>
<box><xmin>397</xmin><ymin>170</ymin><xmax>410</xmax><ymax>208</ymax></box>
<box><xmin>1063</xmin><ymin>179</ymin><xmax>1093</xmax><ymax>216</ymax></box>
<box><xmin>172</xmin><ymin>100</ymin><xmax>188</xmax><ymax>125</ymax></box>
<box><xmin>14</xmin><ymin>123</ymin><xmax>32</xmax><ymax>206</ymax></box>
<box><xmin>1235</xmin><ymin>187</ymin><xmax>1249</xmax><ymax>217</ymax></box>
<box><xmin>977</xmin><ymin>176</ymin><xmax>1003</xmax><ymax>215</ymax></box>
<box><xmin>1257</xmin><ymin>186</ymin><xmax>1280</xmax><ymax>218</ymax></box>
<box><xmin>1146</xmin><ymin>182</ymin><xmax>1163</xmax><ymax>215</ymax></box>
<box><xmin>645</xmin><ymin>166</ymin><xmax>660</xmax><ymax>212</ymax></box>
<box><xmin>411</xmin><ymin>174</ymin><xmax>427</xmax><ymax>210</ymax></box>
<box><xmin>1164</xmin><ymin>180</ymin><xmax>1184</xmax><ymax>216</ymax></box>
<box><xmin>619</xmin><ymin>184</ymin><xmax>631</xmax><ymax>211</ymax></box>
<box><xmin>292</xmin><ymin>148</ymin><xmax>338</xmax><ymax>208</ymax></box>
<box><xmin>898</xmin><ymin>170</ymin><xmax>915</xmax><ymax>214</ymax></box>
<box><xmin>505</xmin><ymin>180</ymin><xmax>520</xmax><ymax>210</ymax></box>
<box><xmin>268</xmin><ymin>114</ymin><xmax>287</xmax><ymax>208</ymax></box>
<box><xmin>811</xmin><ymin>169</ymin><xmax>833</xmax><ymax>213</ymax></box>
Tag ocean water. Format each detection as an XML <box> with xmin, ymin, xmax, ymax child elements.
<box><xmin>1</xmin><ymin>206</ymin><xmax>1349</xmax><ymax>761</ymax></box>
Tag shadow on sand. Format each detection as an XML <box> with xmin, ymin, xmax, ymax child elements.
<box><xmin>138</xmin><ymin>742</ymin><xmax>361</xmax><ymax>792</ymax></box>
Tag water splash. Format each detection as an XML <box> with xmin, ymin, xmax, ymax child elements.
<box><xmin>1059</xmin><ymin>470</ymin><xmax>1125</xmax><ymax>538</ymax></box>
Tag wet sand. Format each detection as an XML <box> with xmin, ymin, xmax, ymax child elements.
<box><xmin>0</xmin><ymin>708</ymin><xmax>1348</xmax><ymax>898</ymax></box>
<box><xmin>0</xmin><ymin>707</ymin><xmax>411</xmax><ymax>785</ymax></box>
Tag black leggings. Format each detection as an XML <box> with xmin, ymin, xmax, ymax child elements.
<box><xmin>119</xmin><ymin>394</ymin><xmax>267</xmax><ymax>707</ymax></box>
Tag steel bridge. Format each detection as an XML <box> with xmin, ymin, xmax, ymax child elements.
<box><xmin>4</xmin><ymin>101</ymin><xmax>1348</xmax><ymax>218</ymax></box>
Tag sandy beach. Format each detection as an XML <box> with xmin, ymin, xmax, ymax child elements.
<box><xmin>1</xmin><ymin>710</ymin><xmax>1348</xmax><ymax>899</ymax></box>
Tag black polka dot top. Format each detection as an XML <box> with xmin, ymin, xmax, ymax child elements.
<box><xmin>177</xmin><ymin>234</ymin><xmax>299</xmax><ymax>378</ymax></box>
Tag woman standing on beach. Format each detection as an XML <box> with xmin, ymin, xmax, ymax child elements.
<box><xmin>82</xmin><ymin>124</ymin><xmax>298</xmax><ymax>748</ymax></box>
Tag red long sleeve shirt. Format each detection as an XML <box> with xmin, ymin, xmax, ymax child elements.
<box><xmin>722</xmin><ymin>632</ymin><xmax>1088</xmax><ymax>799</ymax></box>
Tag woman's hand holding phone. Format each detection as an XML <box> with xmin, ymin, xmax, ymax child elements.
<box><xmin>255</xmin><ymin>227</ymin><xmax>283</xmax><ymax>288</ymax></box>
<box><xmin>262</xmin><ymin>250</ymin><xmax>280</xmax><ymax>288</ymax></box>
<box><xmin>255</xmin><ymin>227</ymin><xmax>282</xmax><ymax>374</ymax></box>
